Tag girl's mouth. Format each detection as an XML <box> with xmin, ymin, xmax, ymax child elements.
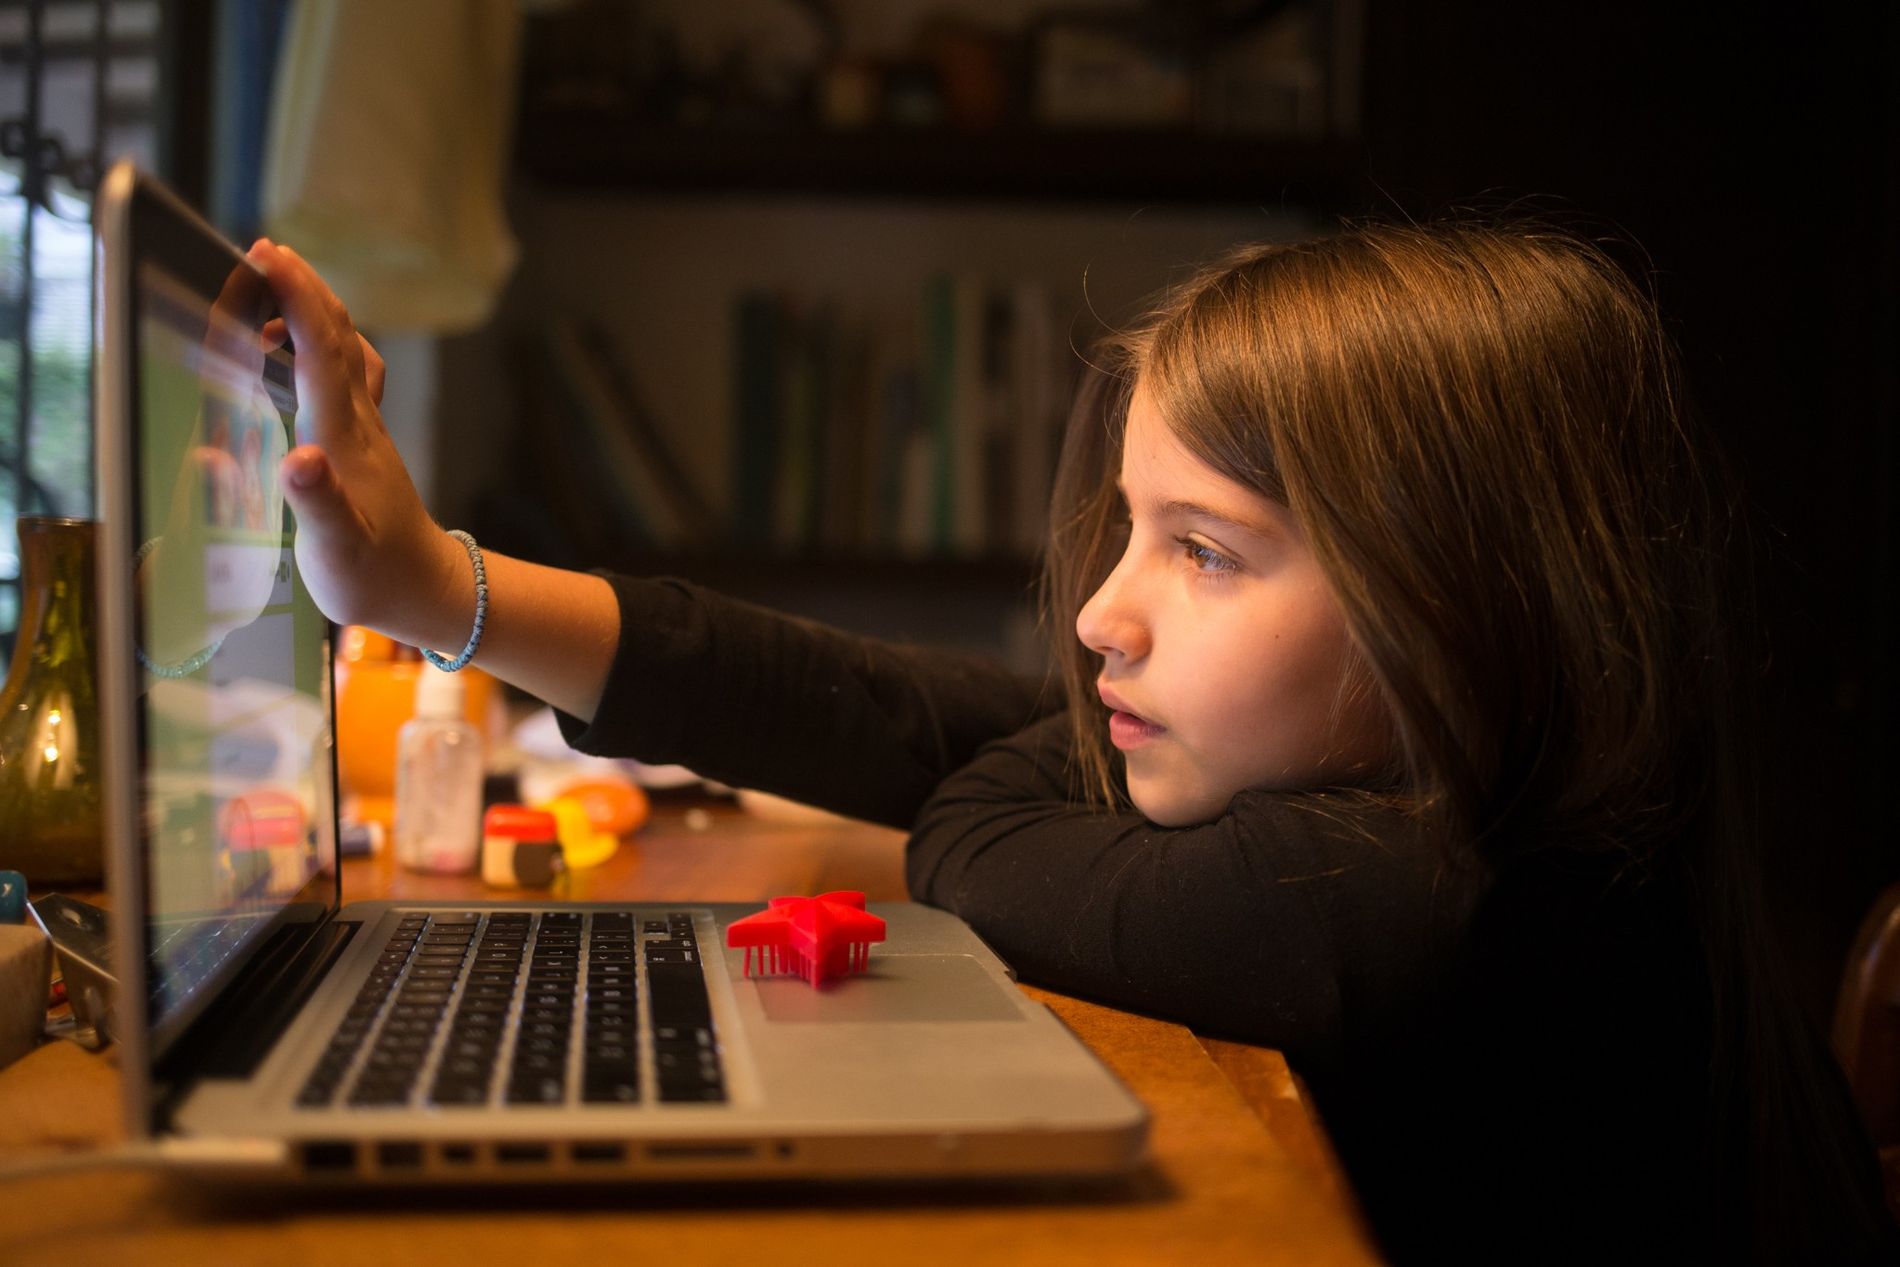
<box><xmin>1107</xmin><ymin>709</ymin><xmax>1166</xmax><ymax>750</ymax></box>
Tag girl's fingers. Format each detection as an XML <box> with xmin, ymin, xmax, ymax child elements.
<box><xmin>360</xmin><ymin>334</ymin><xmax>386</xmax><ymax>407</ymax></box>
<box><xmin>279</xmin><ymin>445</ymin><xmax>347</xmax><ymax>527</ymax></box>
<box><xmin>251</xmin><ymin>241</ymin><xmax>358</xmax><ymax>441</ymax></box>
<box><xmin>260</xmin><ymin>317</ymin><xmax>288</xmax><ymax>353</ymax></box>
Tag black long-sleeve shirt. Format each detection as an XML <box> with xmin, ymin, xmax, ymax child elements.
<box><xmin>554</xmin><ymin>574</ymin><xmax>1874</xmax><ymax>1262</ymax></box>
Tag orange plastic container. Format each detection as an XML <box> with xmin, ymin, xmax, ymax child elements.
<box><xmin>335</xmin><ymin>626</ymin><xmax>494</xmax><ymax>830</ymax></box>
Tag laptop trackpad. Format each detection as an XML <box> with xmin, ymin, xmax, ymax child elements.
<box><xmin>752</xmin><ymin>954</ymin><xmax>1025</xmax><ymax>1023</ymax></box>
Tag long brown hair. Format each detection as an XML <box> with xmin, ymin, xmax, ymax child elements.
<box><xmin>1043</xmin><ymin>215</ymin><xmax>1889</xmax><ymax>1252</ymax></box>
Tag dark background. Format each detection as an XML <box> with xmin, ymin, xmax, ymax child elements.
<box><xmin>155</xmin><ymin>0</ymin><xmax>1898</xmax><ymax>1018</ymax></box>
<box><xmin>1355</xmin><ymin>2</ymin><xmax>1898</xmax><ymax>1016</ymax></box>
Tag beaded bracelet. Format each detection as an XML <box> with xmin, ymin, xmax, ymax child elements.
<box><xmin>132</xmin><ymin>537</ymin><xmax>226</xmax><ymax>678</ymax></box>
<box><xmin>423</xmin><ymin>529</ymin><xmax>488</xmax><ymax>673</ymax></box>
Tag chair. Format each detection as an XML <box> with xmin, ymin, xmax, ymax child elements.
<box><xmin>1833</xmin><ymin>882</ymin><xmax>1900</xmax><ymax>1216</ymax></box>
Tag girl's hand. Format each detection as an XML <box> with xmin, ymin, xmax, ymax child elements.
<box><xmin>251</xmin><ymin>240</ymin><xmax>467</xmax><ymax>648</ymax></box>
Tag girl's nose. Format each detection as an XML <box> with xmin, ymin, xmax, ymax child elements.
<box><xmin>1076</xmin><ymin>558</ymin><xmax>1150</xmax><ymax>662</ymax></box>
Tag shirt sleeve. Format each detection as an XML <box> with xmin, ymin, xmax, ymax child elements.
<box><xmin>905</xmin><ymin>713</ymin><xmax>1482</xmax><ymax>1066</ymax></box>
<box><xmin>554</xmin><ymin>573</ymin><xmax>1056</xmax><ymax>828</ymax></box>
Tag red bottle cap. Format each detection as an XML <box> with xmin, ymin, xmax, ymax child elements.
<box><xmin>482</xmin><ymin>804</ymin><xmax>559</xmax><ymax>843</ymax></box>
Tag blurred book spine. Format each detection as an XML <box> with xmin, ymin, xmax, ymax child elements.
<box><xmin>723</xmin><ymin>275</ymin><xmax>1067</xmax><ymax>562</ymax></box>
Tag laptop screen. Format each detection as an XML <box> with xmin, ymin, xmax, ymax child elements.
<box><xmin>120</xmin><ymin>180</ymin><xmax>338</xmax><ymax>1055</ymax></box>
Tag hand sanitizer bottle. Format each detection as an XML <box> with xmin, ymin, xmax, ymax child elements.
<box><xmin>393</xmin><ymin>664</ymin><xmax>483</xmax><ymax>873</ymax></box>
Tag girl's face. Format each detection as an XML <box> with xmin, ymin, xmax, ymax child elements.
<box><xmin>1075</xmin><ymin>385</ymin><xmax>1392</xmax><ymax>825</ymax></box>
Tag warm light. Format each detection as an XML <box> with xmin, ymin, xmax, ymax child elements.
<box><xmin>41</xmin><ymin>744</ymin><xmax>59</xmax><ymax>763</ymax></box>
<box><xmin>46</xmin><ymin>708</ymin><xmax>61</xmax><ymax>725</ymax></box>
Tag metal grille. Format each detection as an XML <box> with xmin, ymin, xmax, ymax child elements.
<box><xmin>0</xmin><ymin>0</ymin><xmax>160</xmax><ymax>660</ymax></box>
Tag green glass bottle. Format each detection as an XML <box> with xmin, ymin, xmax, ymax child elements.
<box><xmin>0</xmin><ymin>516</ymin><xmax>103</xmax><ymax>885</ymax></box>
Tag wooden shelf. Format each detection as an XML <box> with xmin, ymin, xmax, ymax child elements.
<box><xmin>516</xmin><ymin>111</ymin><xmax>1370</xmax><ymax>207</ymax></box>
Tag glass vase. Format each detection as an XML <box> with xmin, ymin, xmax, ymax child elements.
<box><xmin>0</xmin><ymin>516</ymin><xmax>103</xmax><ymax>885</ymax></box>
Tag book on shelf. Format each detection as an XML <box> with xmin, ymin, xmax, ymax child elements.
<box><xmin>732</xmin><ymin>291</ymin><xmax>783</xmax><ymax>548</ymax></box>
<box><xmin>540</xmin><ymin>317</ymin><xmax>719</xmax><ymax>551</ymax></box>
<box><xmin>722</xmin><ymin>272</ymin><xmax>1070</xmax><ymax>562</ymax></box>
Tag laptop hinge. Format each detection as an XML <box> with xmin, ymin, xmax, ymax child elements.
<box><xmin>154</xmin><ymin>917</ymin><xmax>362</xmax><ymax>1109</ymax></box>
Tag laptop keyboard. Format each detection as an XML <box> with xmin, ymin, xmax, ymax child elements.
<box><xmin>296</xmin><ymin>910</ymin><xmax>725</xmax><ymax>1110</ymax></box>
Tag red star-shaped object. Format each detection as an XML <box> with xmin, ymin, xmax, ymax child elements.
<box><xmin>725</xmin><ymin>891</ymin><xmax>887</xmax><ymax>987</ymax></box>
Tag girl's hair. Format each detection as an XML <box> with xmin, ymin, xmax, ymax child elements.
<box><xmin>1042</xmin><ymin>217</ymin><xmax>1887</xmax><ymax>1252</ymax></box>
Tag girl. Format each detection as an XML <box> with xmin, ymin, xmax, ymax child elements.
<box><xmin>253</xmin><ymin>221</ymin><xmax>1889</xmax><ymax>1261</ymax></box>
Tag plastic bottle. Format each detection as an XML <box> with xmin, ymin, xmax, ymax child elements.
<box><xmin>392</xmin><ymin>665</ymin><xmax>483</xmax><ymax>873</ymax></box>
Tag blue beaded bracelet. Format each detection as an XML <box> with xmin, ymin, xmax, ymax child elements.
<box><xmin>423</xmin><ymin>529</ymin><xmax>487</xmax><ymax>673</ymax></box>
<box><xmin>132</xmin><ymin>537</ymin><xmax>226</xmax><ymax>678</ymax></box>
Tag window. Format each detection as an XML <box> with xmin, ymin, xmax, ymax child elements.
<box><xmin>0</xmin><ymin>0</ymin><xmax>161</xmax><ymax>659</ymax></box>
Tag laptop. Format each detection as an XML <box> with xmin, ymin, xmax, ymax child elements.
<box><xmin>92</xmin><ymin>161</ymin><xmax>1148</xmax><ymax>1184</ymax></box>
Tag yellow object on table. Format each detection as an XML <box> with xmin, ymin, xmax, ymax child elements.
<box><xmin>542</xmin><ymin>795</ymin><xmax>617</xmax><ymax>869</ymax></box>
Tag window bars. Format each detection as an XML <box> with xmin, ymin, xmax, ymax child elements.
<box><xmin>0</xmin><ymin>0</ymin><xmax>160</xmax><ymax>660</ymax></box>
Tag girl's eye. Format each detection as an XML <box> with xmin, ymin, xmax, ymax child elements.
<box><xmin>1178</xmin><ymin>536</ymin><xmax>1237</xmax><ymax>575</ymax></box>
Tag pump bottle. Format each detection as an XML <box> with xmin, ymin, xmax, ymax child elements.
<box><xmin>393</xmin><ymin>664</ymin><xmax>483</xmax><ymax>873</ymax></box>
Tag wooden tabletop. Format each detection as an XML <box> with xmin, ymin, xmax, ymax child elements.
<box><xmin>0</xmin><ymin>797</ymin><xmax>1379</xmax><ymax>1266</ymax></box>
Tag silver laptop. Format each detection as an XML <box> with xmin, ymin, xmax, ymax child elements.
<box><xmin>92</xmin><ymin>161</ymin><xmax>1147</xmax><ymax>1184</ymax></box>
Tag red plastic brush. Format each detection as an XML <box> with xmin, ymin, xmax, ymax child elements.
<box><xmin>726</xmin><ymin>891</ymin><xmax>887</xmax><ymax>987</ymax></box>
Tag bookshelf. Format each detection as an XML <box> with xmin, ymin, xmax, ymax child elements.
<box><xmin>516</xmin><ymin>113</ymin><xmax>1369</xmax><ymax>207</ymax></box>
<box><xmin>449</xmin><ymin>1</ymin><xmax>1368</xmax><ymax>670</ymax></box>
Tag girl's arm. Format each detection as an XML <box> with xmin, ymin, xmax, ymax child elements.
<box><xmin>255</xmin><ymin>240</ymin><xmax>622</xmax><ymax>721</ymax></box>
<box><xmin>256</xmin><ymin>239</ymin><xmax>1050</xmax><ymax>788</ymax></box>
<box><xmin>906</xmin><ymin>714</ymin><xmax>1483</xmax><ymax>1062</ymax></box>
<box><xmin>555</xmin><ymin>573</ymin><xmax>1055</xmax><ymax>829</ymax></box>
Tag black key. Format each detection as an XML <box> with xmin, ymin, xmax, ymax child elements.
<box><xmin>582</xmin><ymin>1070</ymin><xmax>640</xmax><ymax>1104</ymax></box>
<box><xmin>439</xmin><ymin>1051</ymin><xmax>493</xmax><ymax>1077</ymax></box>
<box><xmin>653</xmin><ymin>1046</ymin><xmax>720</xmax><ymax>1076</ymax></box>
<box><xmin>459</xmin><ymin>984</ymin><xmax>512</xmax><ymax>1001</ymax></box>
<box><xmin>644</xmin><ymin>946</ymin><xmax>696</xmax><ymax>964</ymax></box>
<box><xmin>657</xmin><ymin>1081</ymin><xmax>726</xmax><ymax>1104</ymax></box>
<box><xmin>379</xmin><ymin>1036</ymin><xmax>433</xmax><ymax>1057</ymax></box>
<box><xmin>506</xmin><ymin>1078</ymin><xmax>565</xmax><ymax>1105</ymax></box>
<box><xmin>455</xmin><ymin>1002</ymin><xmax>510</xmax><ymax>1022</ymax></box>
<box><xmin>646</xmin><ymin>963</ymin><xmax>712</xmax><ymax>1025</ymax></box>
<box><xmin>430</xmin><ymin>1081</ymin><xmax>489</xmax><ymax>1105</ymax></box>
<box><xmin>389</xmin><ymin>1002</ymin><xmax>446</xmax><ymax>1020</ymax></box>
<box><xmin>411</xmin><ymin>952</ymin><xmax>468</xmax><ymax>966</ymax></box>
<box><xmin>586</xmin><ymin>1020</ymin><xmax>635</xmax><ymax>1041</ymax></box>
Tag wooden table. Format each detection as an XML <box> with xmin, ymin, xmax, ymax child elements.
<box><xmin>0</xmin><ymin>798</ymin><xmax>1379</xmax><ymax>1265</ymax></box>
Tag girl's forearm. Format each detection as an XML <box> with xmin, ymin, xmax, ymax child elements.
<box><xmin>393</xmin><ymin>532</ymin><xmax>621</xmax><ymax>724</ymax></box>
